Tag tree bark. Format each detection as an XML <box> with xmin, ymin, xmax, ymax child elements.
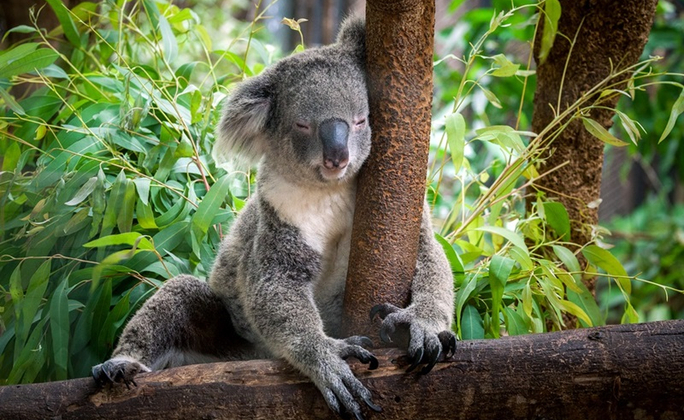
<box><xmin>342</xmin><ymin>0</ymin><xmax>436</xmax><ymax>339</ymax></box>
<box><xmin>530</xmin><ymin>0</ymin><xmax>657</xmax><ymax>274</ymax></box>
<box><xmin>1</xmin><ymin>320</ymin><xmax>683</xmax><ymax>419</ymax></box>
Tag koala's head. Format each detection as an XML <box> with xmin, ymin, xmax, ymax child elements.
<box><xmin>213</xmin><ymin>17</ymin><xmax>370</xmax><ymax>186</ymax></box>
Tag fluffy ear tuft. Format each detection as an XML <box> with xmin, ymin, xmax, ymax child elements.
<box><xmin>335</xmin><ymin>15</ymin><xmax>366</xmax><ymax>62</ymax></box>
<box><xmin>212</xmin><ymin>73</ymin><xmax>274</xmax><ymax>167</ymax></box>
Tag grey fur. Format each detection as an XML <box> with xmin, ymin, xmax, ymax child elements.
<box><xmin>93</xmin><ymin>17</ymin><xmax>455</xmax><ymax>419</ymax></box>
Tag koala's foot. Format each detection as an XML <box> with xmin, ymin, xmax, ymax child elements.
<box><xmin>312</xmin><ymin>338</ymin><xmax>381</xmax><ymax>420</ymax></box>
<box><xmin>370</xmin><ymin>303</ymin><xmax>457</xmax><ymax>374</ymax></box>
<box><xmin>92</xmin><ymin>356</ymin><xmax>151</xmax><ymax>389</ymax></box>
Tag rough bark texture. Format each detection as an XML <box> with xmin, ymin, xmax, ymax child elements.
<box><xmin>530</xmin><ymin>0</ymin><xmax>657</xmax><ymax>263</ymax></box>
<box><xmin>2</xmin><ymin>320</ymin><xmax>683</xmax><ymax>420</ymax></box>
<box><xmin>342</xmin><ymin>0</ymin><xmax>436</xmax><ymax>339</ymax></box>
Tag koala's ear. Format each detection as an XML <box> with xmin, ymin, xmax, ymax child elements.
<box><xmin>336</xmin><ymin>16</ymin><xmax>366</xmax><ymax>63</ymax></box>
<box><xmin>213</xmin><ymin>72</ymin><xmax>274</xmax><ymax>166</ymax></box>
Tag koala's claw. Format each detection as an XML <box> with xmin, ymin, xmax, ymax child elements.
<box><xmin>406</xmin><ymin>347</ymin><xmax>424</xmax><ymax>373</ymax></box>
<box><xmin>92</xmin><ymin>358</ymin><xmax>149</xmax><ymax>389</ymax></box>
<box><xmin>344</xmin><ymin>335</ymin><xmax>374</xmax><ymax>349</ymax></box>
<box><xmin>369</xmin><ymin>303</ymin><xmax>400</xmax><ymax>322</ymax></box>
<box><xmin>371</xmin><ymin>302</ymin><xmax>457</xmax><ymax>374</ymax></box>
<box><xmin>340</xmin><ymin>337</ymin><xmax>379</xmax><ymax>370</ymax></box>
<box><xmin>439</xmin><ymin>330</ymin><xmax>458</xmax><ymax>359</ymax></box>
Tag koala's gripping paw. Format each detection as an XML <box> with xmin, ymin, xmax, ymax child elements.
<box><xmin>370</xmin><ymin>303</ymin><xmax>457</xmax><ymax>374</ymax></box>
<box><xmin>92</xmin><ymin>357</ymin><xmax>151</xmax><ymax>389</ymax></box>
<box><xmin>314</xmin><ymin>337</ymin><xmax>381</xmax><ymax>420</ymax></box>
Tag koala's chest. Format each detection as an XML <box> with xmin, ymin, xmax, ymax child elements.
<box><xmin>263</xmin><ymin>183</ymin><xmax>355</xmax><ymax>325</ymax></box>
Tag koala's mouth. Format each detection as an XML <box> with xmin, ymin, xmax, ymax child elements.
<box><xmin>318</xmin><ymin>164</ymin><xmax>349</xmax><ymax>181</ymax></box>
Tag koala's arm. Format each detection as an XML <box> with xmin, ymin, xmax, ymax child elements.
<box><xmin>371</xmin><ymin>202</ymin><xmax>456</xmax><ymax>373</ymax></box>
<box><xmin>240</xmin><ymin>201</ymin><xmax>380</xmax><ymax>418</ymax></box>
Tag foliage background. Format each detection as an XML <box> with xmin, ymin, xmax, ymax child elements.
<box><xmin>0</xmin><ymin>0</ymin><xmax>682</xmax><ymax>385</ymax></box>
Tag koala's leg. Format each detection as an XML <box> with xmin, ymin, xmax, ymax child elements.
<box><xmin>92</xmin><ymin>275</ymin><xmax>245</xmax><ymax>387</ymax></box>
<box><xmin>371</xmin><ymin>202</ymin><xmax>457</xmax><ymax>374</ymax></box>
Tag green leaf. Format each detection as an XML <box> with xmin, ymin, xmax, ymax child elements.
<box><xmin>136</xmin><ymin>199</ymin><xmax>158</xmax><ymax>229</ymax></box>
<box><xmin>8</xmin><ymin>318</ymin><xmax>47</xmax><ymax>384</ymax></box>
<box><xmin>0</xmin><ymin>43</ymin><xmax>39</xmax><ymax>67</ymax></box>
<box><xmin>45</xmin><ymin>0</ymin><xmax>83</xmax><ymax>48</ymax></box>
<box><xmin>0</xmin><ymin>48</ymin><xmax>60</xmax><ymax>78</ymax></box>
<box><xmin>132</xmin><ymin>178</ymin><xmax>152</xmax><ymax>206</ymax></box>
<box><xmin>542</xmin><ymin>201</ymin><xmax>570</xmax><ymax>241</ymax></box>
<box><xmin>2</xmin><ymin>141</ymin><xmax>22</xmax><ymax>171</ymax></box>
<box><xmin>117</xmin><ymin>180</ymin><xmax>136</xmax><ymax>233</ymax></box>
<box><xmin>658</xmin><ymin>88</ymin><xmax>684</xmax><ymax>144</ymax></box>
<box><xmin>445</xmin><ymin>112</ymin><xmax>466</xmax><ymax>172</ymax></box>
<box><xmin>490</xmin><ymin>255</ymin><xmax>514</xmax><ymax>287</ymax></box>
<box><xmin>552</xmin><ymin>245</ymin><xmax>581</xmax><ymax>277</ymax></box>
<box><xmin>582</xmin><ymin>245</ymin><xmax>627</xmax><ymax>277</ymax></box>
<box><xmin>614</xmin><ymin>109</ymin><xmax>641</xmax><ymax>145</ymax></box>
<box><xmin>476</xmin><ymin>226</ymin><xmax>529</xmax><ymax>255</ymax></box>
<box><xmin>582</xmin><ymin>245</ymin><xmax>630</xmax><ymax>294</ymax></box>
<box><xmin>16</xmin><ymin>260</ymin><xmax>51</xmax><ymax>352</ymax></box>
<box><xmin>503</xmin><ymin>307</ymin><xmax>527</xmax><ymax>336</ymax></box>
<box><xmin>70</xmin><ymin>284</ymin><xmax>102</xmax><ymax>354</ymax></box>
<box><xmin>461</xmin><ymin>305</ymin><xmax>485</xmax><ymax>340</ymax></box>
<box><xmin>581</xmin><ymin>117</ymin><xmax>628</xmax><ymax>147</ymax></box>
<box><xmin>84</xmin><ymin>232</ymin><xmax>154</xmax><ymax>250</ymax></box>
<box><xmin>435</xmin><ymin>233</ymin><xmax>464</xmax><ymax>274</ymax></box>
<box><xmin>158</xmin><ymin>13</ymin><xmax>179</xmax><ymax>63</ymax></box>
<box><xmin>481</xmin><ymin>87</ymin><xmax>502</xmax><ymax>109</ymax></box>
<box><xmin>489</xmin><ymin>255</ymin><xmax>514</xmax><ymax>337</ymax></box>
<box><xmin>0</xmin><ymin>85</ymin><xmax>25</xmax><ymax>115</ymax></box>
<box><xmin>97</xmin><ymin>293</ymin><xmax>130</xmax><ymax>351</ymax></box>
<box><xmin>192</xmin><ymin>174</ymin><xmax>231</xmax><ymax>236</ymax></box>
<box><xmin>567</xmin><ymin>280</ymin><xmax>604</xmax><ymax>328</ymax></box>
<box><xmin>49</xmin><ymin>279</ymin><xmax>70</xmax><ymax>380</ymax></box>
<box><xmin>65</xmin><ymin>176</ymin><xmax>98</xmax><ymax>206</ymax></box>
<box><xmin>539</xmin><ymin>0</ymin><xmax>561</xmax><ymax>65</ymax></box>
<box><xmin>4</xmin><ymin>25</ymin><xmax>38</xmax><ymax>36</ymax></box>
<box><xmin>490</xmin><ymin>54</ymin><xmax>520</xmax><ymax>77</ymax></box>
<box><xmin>455</xmin><ymin>274</ymin><xmax>478</xmax><ymax>330</ymax></box>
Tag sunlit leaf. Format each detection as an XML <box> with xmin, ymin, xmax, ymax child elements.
<box><xmin>445</xmin><ymin>112</ymin><xmax>466</xmax><ymax>172</ymax></box>
<box><xmin>49</xmin><ymin>279</ymin><xmax>70</xmax><ymax>380</ymax></box>
<box><xmin>658</xmin><ymin>88</ymin><xmax>684</xmax><ymax>144</ymax></box>
<box><xmin>581</xmin><ymin>117</ymin><xmax>628</xmax><ymax>147</ymax></box>
<box><xmin>539</xmin><ymin>0</ymin><xmax>561</xmax><ymax>65</ymax></box>
<box><xmin>582</xmin><ymin>245</ymin><xmax>630</xmax><ymax>295</ymax></box>
<box><xmin>461</xmin><ymin>305</ymin><xmax>485</xmax><ymax>340</ymax></box>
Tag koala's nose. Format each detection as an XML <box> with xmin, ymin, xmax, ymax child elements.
<box><xmin>319</xmin><ymin>118</ymin><xmax>350</xmax><ymax>170</ymax></box>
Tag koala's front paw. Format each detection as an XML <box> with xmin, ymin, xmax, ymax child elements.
<box><xmin>314</xmin><ymin>338</ymin><xmax>381</xmax><ymax>420</ymax></box>
<box><xmin>370</xmin><ymin>303</ymin><xmax>457</xmax><ymax>374</ymax></box>
<box><xmin>92</xmin><ymin>356</ymin><xmax>151</xmax><ymax>389</ymax></box>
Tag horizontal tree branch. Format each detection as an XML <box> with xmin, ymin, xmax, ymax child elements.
<box><xmin>2</xmin><ymin>320</ymin><xmax>683</xmax><ymax>420</ymax></box>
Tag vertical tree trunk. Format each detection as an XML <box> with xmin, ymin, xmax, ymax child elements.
<box><xmin>343</xmin><ymin>0</ymin><xmax>436</xmax><ymax>338</ymax></box>
<box><xmin>530</xmin><ymin>0</ymin><xmax>657</xmax><ymax>285</ymax></box>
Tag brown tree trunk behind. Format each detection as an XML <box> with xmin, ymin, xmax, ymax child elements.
<box><xmin>343</xmin><ymin>0</ymin><xmax>436</xmax><ymax>339</ymax></box>
<box><xmin>530</xmin><ymin>0</ymin><xmax>657</xmax><ymax>279</ymax></box>
<box><xmin>2</xmin><ymin>320</ymin><xmax>683</xmax><ymax>420</ymax></box>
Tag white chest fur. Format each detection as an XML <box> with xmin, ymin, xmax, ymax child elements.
<box><xmin>260</xmin><ymin>176</ymin><xmax>356</xmax><ymax>336</ymax></box>
<box><xmin>261</xmin><ymin>175</ymin><xmax>355</xmax><ymax>274</ymax></box>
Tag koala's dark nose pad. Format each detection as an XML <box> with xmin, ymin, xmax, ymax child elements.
<box><xmin>319</xmin><ymin>118</ymin><xmax>350</xmax><ymax>170</ymax></box>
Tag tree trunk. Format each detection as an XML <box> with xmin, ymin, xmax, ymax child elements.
<box><xmin>342</xmin><ymin>0</ymin><xmax>436</xmax><ymax>339</ymax></box>
<box><xmin>530</xmin><ymin>0</ymin><xmax>657</xmax><ymax>279</ymax></box>
<box><xmin>2</xmin><ymin>320</ymin><xmax>683</xmax><ymax>420</ymax></box>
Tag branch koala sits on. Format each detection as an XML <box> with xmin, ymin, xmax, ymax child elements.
<box><xmin>92</xmin><ymin>17</ymin><xmax>456</xmax><ymax>419</ymax></box>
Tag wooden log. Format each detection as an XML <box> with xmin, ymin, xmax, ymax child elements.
<box><xmin>1</xmin><ymin>320</ymin><xmax>683</xmax><ymax>420</ymax></box>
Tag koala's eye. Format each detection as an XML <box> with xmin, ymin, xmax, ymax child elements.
<box><xmin>295</xmin><ymin>121</ymin><xmax>311</xmax><ymax>133</ymax></box>
<box><xmin>353</xmin><ymin>117</ymin><xmax>367</xmax><ymax>129</ymax></box>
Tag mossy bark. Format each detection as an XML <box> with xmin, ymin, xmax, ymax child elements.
<box><xmin>530</xmin><ymin>0</ymin><xmax>657</xmax><ymax>281</ymax></box>
<box><xmin>2</xmin><ymin>321</ymin><xmax>683</xmax><ymax>420</ymax></box>
<box><xmin>343</xmin><ymin>0</ymin><xmax>435</xmax><ymax>338</ymax></box>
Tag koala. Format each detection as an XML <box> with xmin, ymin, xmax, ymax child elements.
<box><xmin>92</xmin><ymin>17</ymin><xmax>456</xmax><ymax>420</ymax></box>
